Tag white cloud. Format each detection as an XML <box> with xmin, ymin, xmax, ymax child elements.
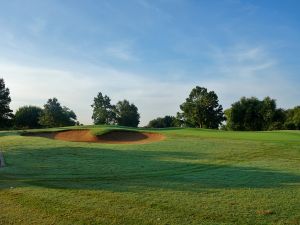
<box><xmin>0</xmin><ymin>62</ymin><xmax>191</xmax><ymax>126</ymax></box>
<box><xmin>202</xmin><ymin>45</ymin><xmax>299</xmax><ymax>109</ymax></box>
<box><xmin>1</xmin><ymin>44</ymin><xmax>299</xmax><ymax>126</ymax></box>
<box><xmin>103</xmin><ymin>41</ymin><xmax>138</xmax><ymax>61</ymax></box>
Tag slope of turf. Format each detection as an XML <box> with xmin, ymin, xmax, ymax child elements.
<box><xmin>0</xmin><ymin>126</ymin><xmax>299</xmax><ymax>225</ymax></box>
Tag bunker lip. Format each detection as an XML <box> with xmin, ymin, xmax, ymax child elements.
<box><xmin>23</xmin><ymin>129</ymin><xmax>165</xmax><ymax>144</ymax></box>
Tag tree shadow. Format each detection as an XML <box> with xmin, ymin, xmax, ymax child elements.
<box><xmin>0</xmin><ymin>145</ymin><xmax>299</xmax><ymax>192</ymax></box>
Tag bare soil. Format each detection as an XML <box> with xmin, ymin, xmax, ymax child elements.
<box><xmin>24</xmin><ymin>130</ymin><xmax>165</xmax><ymax>144</ymax></box>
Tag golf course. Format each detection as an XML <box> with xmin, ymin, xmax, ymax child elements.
<box><xmin>0</xmin><ymin>126</ymin><xmax>299</xmax><ymax>225</ymax></box>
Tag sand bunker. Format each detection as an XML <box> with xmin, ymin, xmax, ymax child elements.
<box><xmin>24</xmin><ymin>130</ymin><xmax>165</xmax><ymax>144</ymax></box>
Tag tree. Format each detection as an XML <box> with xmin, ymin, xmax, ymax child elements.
<box><xmin>225</xmin><ymin>96</ymin><xmax>285</xmax><ymax>131</ymax></box>
<box><xmin>91</xmin><ymin>92</ymin><xmax>116</xmax><ymax>125</ymax></box>
<box><xmin>147</xmin><ymin>115</ymin><xmax>178</xmax><ymax>128</ymax></box>
<box><xmin>39</xmin><ymin>98</ymin><xmax>77</xmax><ymax>127</ymax></box>
<box><xmin>227</xmin><ymin>97</ymin><xmax>264</xmax><ymax>131</ymax></box>
<box><xmin>285</xmin><ymin>106</ymin><xmax>300</xmax><ymax>130</ymax></box>
<box><xmin>268</xmin><ymin>108</ymin><xmax>286</xmax><ymax>130</ymax></box>
<box><xmin>260</xmin><ymin>97</ymin><xmax>277</xmax><ymax>130</ymax></box>
<box><xmin>115</xmin><ymin>100</ymin><xmax>140</xmax><ymax>127</ymax></box>
<box><xmin>0</xmin><ymin>78</ymin><xmax>13</xmax><ymax>128</ymax></box>
<box><xmin>14</xmin><ymin>106</ymin><xmax>43</xmax><ymax>129</ymax></box>
<box><xmin>179</xmin><ymin>86</ymin><xmax>225</xmax><ymax>128</ymax></box>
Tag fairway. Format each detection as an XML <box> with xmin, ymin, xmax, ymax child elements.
<box><xmin>0</xmin><ymin>126</ymin><xmax>300</xmax><ymax>225</ymax></box>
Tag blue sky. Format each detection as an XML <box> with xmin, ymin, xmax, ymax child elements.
<box><xmin>1</xmin><ymin>0</ymin><xmax>300</xmax><ymax>125</ymax></box>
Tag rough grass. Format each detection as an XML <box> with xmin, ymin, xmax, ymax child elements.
<box><xmin>0</xmin><ymin>126</ymin><xmax>299</xmax><ymax>225</ymax></box>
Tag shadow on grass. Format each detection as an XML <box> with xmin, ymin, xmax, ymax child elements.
<box><xmin>0</xmin><ymin>145</ymin><xmax>299</xmax><ymax>192</ymax></box>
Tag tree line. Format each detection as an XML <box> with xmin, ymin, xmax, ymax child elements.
<box><xmin>0</xmin><ymin>78</ymin><xmax>299</xmax><ymax>130</ymax></box>
<box><xmin>0</xmin><ymin>78</ymin><xmax>140</xmax><ymax>129</ymax></box>
<box><xmin>147</xmin><ymin>86</ymin><xmax>300</xmax><ymax>130</ymax></box>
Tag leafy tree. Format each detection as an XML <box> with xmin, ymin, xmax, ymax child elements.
<box><xmin>268</xmin><ymin>108</ymin><xmax>286</xmax><ymax>130</ymax></box>
<box><xmin>91</xmin><ymin>92</ymin><xmax>116</xmax><ymax>125</ymax></box>
<box><xmin>14</xmin><ymin>106</ymin><xmax>43</xmax><ymax>129</ymax></box>
<box><xmin>179</xmin><ymin>86</ymin><xmax>225</xmax><ymax>128</ymax></box>
<box><xmin>39</xmin><ymin>98</ymin><xmax>77</xmax><ymax>128</ymax></box>
<box><xmin>229</xmin><ymin>97</ymin><xmax>264</xmax><ymax>131</ymax></box>
<box><xmin>260</xmin><ymin>97</ymin><xmax>277</xmax><ymax>130</ymax></box>
<box><xmin>115</xmin><ymin>100</ymin><xmax>140</xmax><ymax>127</ymax></box>
<box><xmin>175</xmin><ymin>112</ymin><xmax>185</xmax><ymax>127</ymax></box>
<box><xmin>0</xmin><ymin>78</ymin><xmax>13</xmax><ymax>128</ymax></box>
<box><xmin>225</xmin><ymin>96</ymin><xmax>285</xmax><ymax>131</ymax></box>
<box><xmin>285</xmin><ymin>106</ymin><xmax>300</xmax><ymax>130</ymax></box>
<box><xmin>147</xmin><ymin>115</ymin><xmax>178</xmax><ymax>128</ymax></box>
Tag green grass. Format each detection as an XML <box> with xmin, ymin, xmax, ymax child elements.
<box><xmin>0</xmin><ymin>126</ymin><xmax>300</xmax><ymax>225</ymax></box>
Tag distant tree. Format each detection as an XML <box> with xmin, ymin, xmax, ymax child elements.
<box><xmin>223</xmin><ymin>108</ymin><xmax>232</xmax><ymax>130</ymax></box>
<box><xmin>225</xmin><ymin>96</ymin><xmax>286</xmax><ymax>131</ymax></box>
<box><xmin>39</xmin><ymin>98</ymin><xmax>77</xmax><ymax>127</ymax></box>
<box><xmin>91</xmin><ymin>92</ymin><xmax>116</xmax><ymax>125</ymax></box>
<box><xmin>260</xmin><ymin>97</ymin><xmax>277</xmax><ymax>130</ymax></box>
<box><xmin>268</xmin><ymin>108</ymin><xmax>286</xmax><ymax>130</ymax></box>
<box><xmin>14</xmin><ymin>106</ymin><xmax>43</xmax><ymax>129</ymax></box>
<box><xmin>147</xmin><ymin>115</ymin><xmax>178</xmax><ymax>128</ymax></box>
<box><xmin>179</xmin><ymin>86</ymin><xmax>225</xmax><ymax>128</ymax></box>
<box><xmin>174</xmin><ymin>112</ymin><xmax>186</xmax><ymax>127</ymax></box>
<box><xmin>115</xmin><ymin>100</ymin><xmax>140</xmax><ymax>127</ymax></box>
<box><xmin>284</xmin><ymin>106</ymin><xmax>300</xmax><ymax>130</ymax></box>
<box><xmin>0</xmin><ymin>78</ymin><xmax>13</xmax><ymax>128</ymax></box>
<box><xmin>228</xmin><ymin>97</ymin><xmax>263</xmax><ymax>131</ymax></box>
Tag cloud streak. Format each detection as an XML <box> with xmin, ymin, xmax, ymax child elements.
<box><xmin>0</xmin><ymin>1</ymin><xmax>299</xmax><ymax>126</ymax></box>
<box><xmin>2</xmin><ymin>43</ymin><xmax>299</xmax><ymax>127</ymax></box>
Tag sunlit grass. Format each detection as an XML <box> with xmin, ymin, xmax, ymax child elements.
<box><xmin>0</xmin><ymin>126</ymin><xmax>299</xmax><ymax>224</ymax></box>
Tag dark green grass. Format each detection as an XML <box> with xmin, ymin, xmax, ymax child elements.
<box><xmin>0</xmin><ymin>126</ymin><xmax>300</xmax><ymax>225</ymax></box>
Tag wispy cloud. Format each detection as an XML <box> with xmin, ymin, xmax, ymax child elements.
<box><xmin>104</xmin><ymin>42</ymin><xmax>137</xmax><ymax>61</ymax></box>
<box><xmin>1</xmin><ymin>62</ymin><xmax>191</xmax><ymax>125</ymax></box>
<box><xmin>2</xmin><ymin>45</ymin><xmax>298</xmax><ymax>127</ymax></box>
<box><xmin>209</xmin><ymin>45</ymin><xmax>276</xmax><ymax>78</ymax></box>
<box><xmin>199</xmin><ymin>44</ymin><xmax>299</xmax><ymax>109</ymax></box>
<box><xmin>28</xmin><ymin>18</ymin><xmax>47</xmax><ymax>36</ymax></box>
<box><xmin>0</xmin><ymin>0</ymin><xmax>299</xmax><ymax>126</ymax></box>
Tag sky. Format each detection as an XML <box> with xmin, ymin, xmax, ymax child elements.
<box><xmin>0</xmin><ymin>0</ymin><xmax>300</xmax><ymax>126</ymax></box>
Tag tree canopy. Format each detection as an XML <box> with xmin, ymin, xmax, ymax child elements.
<box><xmin>147</xmin><ymin>115</ymin><xmax>178</xmax><ymax>128</ymax></box>
<box><xmin>91</xmin><ymin>92</ymin><xmax>116</xmax><ymax>125</ymax></box>
<box><xmin>1</xmin><ymin>80</ymin><xmax>299</xmax><ymax>131</ymax></box>
<box><xmin>179</xmin><ymin>86</ymin><xmax>225</xmax><ymax>128</ymax></box>
<box><xmin>39</xmin><ymin>98</ymin><xmax>77</xmax><ymax>128</ymax></box>
<box><xmin>14</xmin><ymin>106</ymin><xmax>43</xmax><ymax>129</ymax></box>
<box><xmin>0</xmin><ymin>78</ymin><xmax>13</xmax><ymax>128</ymax></box>
<box><xmin>284</xmin><ymin>106</ymin><xmax>300</xmax><ymax>130</ymax></box>
<box><xmin>225</xmin><ymin>97</ymin><xmax>287</xmax><ymax>131</ymax></box>
<box><xmin>115</xmin><ymin>100</ymin><xmax>140</xmax><ymax>127</ymax></box>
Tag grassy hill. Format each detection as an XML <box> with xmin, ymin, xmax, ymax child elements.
<box><xmin>0</xmin><ymin>126</ymin><xmax>299</xmax><ymax>224</ymax></box>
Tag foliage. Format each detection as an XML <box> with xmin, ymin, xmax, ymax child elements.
<box><xmin>227</xmin><ymin>97</ymin><xmax>263</xmax><ymax>131</ymax></box>
<box><xmin>0</xmin><ymin>78</ymin><xmax>13</xmax><ymax>128</ymax></box>
<box><xmin>91</xmin><ymin>92</ymin><xmax>116</xmax><ymax>125</ymax></box>
<box><xmin>115</xmin><ymin>100</ymin><xmax>140</xmax><ymax>127</ymax></box>
<box><xmin>285</xmin><ymin>106</ymin><xmax>300</xmax><ymax>129</ymax></box>
<box><xmin>39</xmin><ymin>98</ymin><xmax>77</xmax><ymax>127</ymax></box>
<box><xmin>179</xmin><ymin>86</ymin><xmax>225</xmax><ymax>128</ymax></box>
<box><xmin>147</xmin><ymin>115</ymin><xmax>178</xmax><ymax>128</ymax></box>
<box><xmin>14</xmin><ymin>105</ymin><xmax>43</xmax><ymax>129</ymax></box>
<box><xmin>225</xmin><ymin>97</ymin><xmax>287</xmax><ymax>131</ymax></box>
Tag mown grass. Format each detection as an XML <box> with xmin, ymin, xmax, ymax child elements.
<box><xmin>0</xmin><ymin>126</ymin><xmax>299</xmax><ymax>225</ymax></box>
